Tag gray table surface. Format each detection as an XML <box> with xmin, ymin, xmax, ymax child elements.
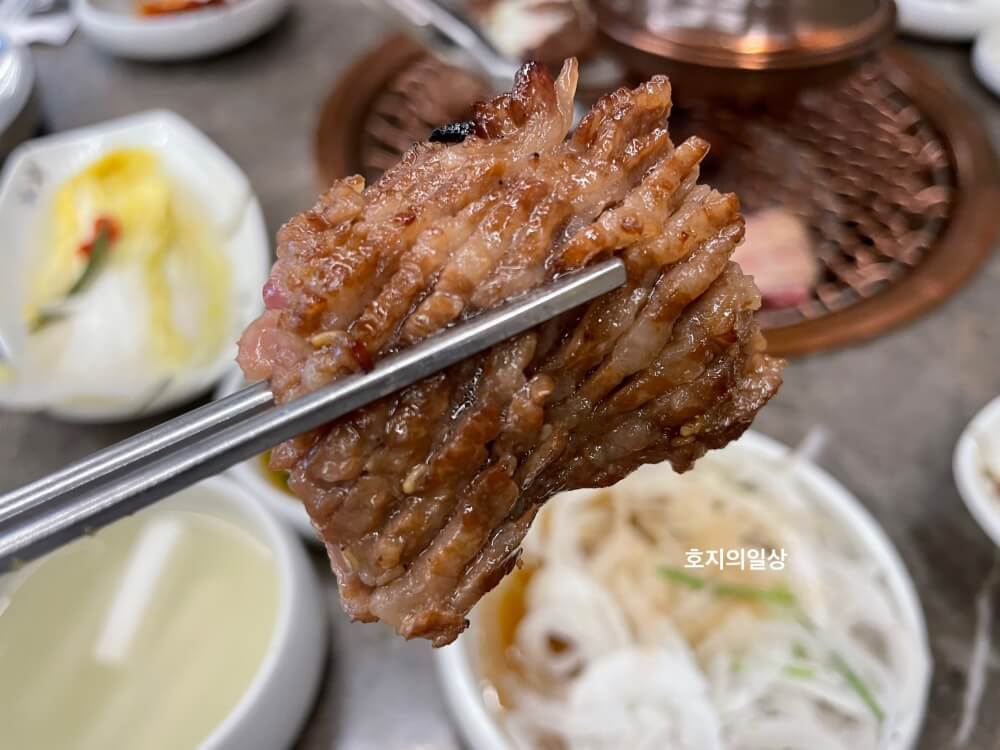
<box><xmin>3</xmin><ymin>2</ymin><xmax>1000</xmax><ymax>748</ymax></box>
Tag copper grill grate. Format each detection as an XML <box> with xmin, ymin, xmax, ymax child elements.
<box><xmin>671</xmin><ymin>60</ymin><xmax>954</xmax><ymax>329</ymax></box>
<box><xmin>361</xmin><ymin>57</ymin><xmax>492</xmax><ymax>178</ymax></box>
<box><xmin>315</xmin><ymin>38</ymin><xmax>999</xmax><ymax>355</ymax></box>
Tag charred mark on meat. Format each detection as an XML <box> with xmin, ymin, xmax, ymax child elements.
<box><xmin>430</xmin><ymin>120</ymin><xmax>478</xmax><ymax>144</ymax></box>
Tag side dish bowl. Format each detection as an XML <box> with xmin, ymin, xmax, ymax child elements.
<box><xmin>167</xmin><ymin>476</ymin><xmax>327</xmax><ymax>750</ymax></box>
<box><xmin>434</xmin><ymin>430</ymin><xmax>932</xmax><ymax>750</ymax></box>
<box><xmin>73</xmin><ymin>0</ymin><xmax>290</xmax><ymax>61</ymax></box>
<box><xmin>0</xmin><ymin>34</ymin><xmax>38</xmax><ymax>161</ymax></box>
<box><xmin>0</xmin><ymin>475</ymin><xmax>327</xmax><ymax>750</ymax></box>
<box><xmin>973</xmin><ymin>25</ymin><xmax>1000</xmax><ymax>100</ymax></box>
<box><xmin>897</xmin><ymin>0</ymin><xmax>1000</xmax><ymax>42</ymax></box>
<box><xmin>954</xmin><ymin>394</ymin><xmax>1000</xmax><ymax>548</ymax></box>
<box><xmin>0</xmin><ymin>110</ymin><xmax>270</xmax><ymax>421</ymax></box>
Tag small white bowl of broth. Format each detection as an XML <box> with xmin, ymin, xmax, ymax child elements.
<box><xmin>0</xmin><ymin>476</ymin><xmax>327</xmax><ymax>750</ymax></box>
<box><xmin>216</xmin><ymin>367</ymin><xmax>317</xmax><ymax>542</ymax></box>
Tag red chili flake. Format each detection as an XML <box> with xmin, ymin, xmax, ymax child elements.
<box><xmin>78</xmin><ymin>216</ymin><xmax>121</xmax><ymax>258</ymax></box>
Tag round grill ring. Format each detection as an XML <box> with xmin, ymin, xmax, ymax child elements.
<box><xmin>316</xmin><ymin>37</ymin><xmax>1000</xmax><ymax>356</ymax></box>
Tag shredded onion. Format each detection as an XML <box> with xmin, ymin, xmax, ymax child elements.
<box><xmin>481</xmin><ymin>441</ymin><xmax>929</xmax><ymax>750</ymax></box>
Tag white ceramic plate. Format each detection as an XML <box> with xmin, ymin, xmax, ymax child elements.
<box><xmin>215</xmin><ymin>367</ymin><xmax>318</xmax><ymax>542</ymax></box>
<box><xmin>954</xmin><ymin>394</ymin><xmax>1000</xmax><ymax>547</ymax></box>
<box><xmin>73</xmin><ymin>0</ymin><xmax>290</xmax><ymax>61</ymax></box>
<box><xmin>435</xmin><ymin>430</ymin><xmax>932</xmax><ymax>750</ymax></box>
<box><xmin>0</xmin><ymin>110</ymin><xmax>270</xmax><ymax>421</ymax></box>
<box><xmin>897</xmin><ymin>0</ymin><xmax>1000</xmax><ymax>42</ymax></box>
<box><xmin>973</xmin><ymin>25</ymin><xmax>1000</xmax><ymax>99</ymax></box>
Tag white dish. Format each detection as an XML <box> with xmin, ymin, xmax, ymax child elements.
<box><xmin>435</xmin><ymin>430</ymin><xmax>932</xmax><ymax>750</ymax></box>
<box><xmin>0</xmin><ymin>110</ymin><xmax>270</xmax><ymax>421</ymax></box>
<box><xmin>973</xmin><ymin>25</ymin><xmax>1000</xmax><ymax>99</ymax></box>
<box><xmin>163</xmin><ymin>476</ymin><xmax>326</xmax><ymax>750</ymax></box>
<box><xmin>0</xmin><ymin>475</ymin><xmax>326</xmax><ymax>750</ymax></box>
<box><xmin>0</xmin><ymin>34</ymin><xmax>37</xmax><ymax>159</ymax></box>
<box><xmin>73</xmin><ymin>0</ymin><xmax>290</xmax><ymax>61</ymax></box>
<box><xmin>897</xmin><ymin>0</ymin><xmax>1000</xmax><ymax>42</ymax></box>
<box><xmin>216</xmin><ymin>367</ymin><xmax>318</xmax><ymax>542</ymax></box>
<box><xmin>954</xmin><ymin>394</ymin><xmax>1000</xmax><ymax>547</ymax></box>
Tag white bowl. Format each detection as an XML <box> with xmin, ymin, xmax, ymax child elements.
<box><xmin>897</xmin><ymin>0</ymin><xmax>1000</xmax><ymax>42</ymax></box>
<box><xmin>0</xmin><ymin>34</ymin><xmax>38</xmax><ymax>160</ymax></box>
<box><xmin>954</xmin><ymin>394</ymin><xmax>1000</xmax><ymax>548</ymax></box>
<box><xmin>0</xmin><ymin>110</ymin><xmax>270</xmax><ymax>421</ymax></box>
<box><xmin>73</xmin><ymin>0</ymin><xmax>290</xmax><ymax>61</ymax></box>
<box><xmin>973</xmin><ymin>25</ymin><xmax>1000</xmax><ymax>100</ymax></box>
<box><xmin>0</xmin><ymin>475</ymin><xmax>326</xmax><ymax>750</ymax></box>
<box><xmin>166</xmin><ymin>476</ymin><xmax>326</xmax><ymax>750</ymax></box>
<box><xmin>435</xmin><ymin>430</ymin><xmax>932</xmax><ymax>750</ymax></box>
<box><xmin>215</xmin><ymin>367</ymin><xmax>318</xmax><ymax>542</ymax></box>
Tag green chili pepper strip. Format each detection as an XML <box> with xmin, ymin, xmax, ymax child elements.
<box><xmin>32</xmin><ymin>224</ymin><xmax>114</xmax><ymax>332</ymax></box>
<box><xmin>657</xmin><ymin>564</ymin><xmax>885</xmax><ymax>722</ymax></box>
<box><xmin>783</xmin><ymin>664</ymin><xmax>816</xmax><ymax>679</ymax></box>
<box><xmin>831</xmin><ymin>652</ymin><xmax>885</xmax><ymax>723</ymax></box>
<box><xmin>657</xmin><ymin>565</ymin><xmax>797</xmax><ymax>606</ymax></box>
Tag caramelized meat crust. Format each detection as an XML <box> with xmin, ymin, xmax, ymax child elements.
<box><xmin>238</xmin><ymin>60</ymin><xmax>784</xmax><ymax>645</ymax></box>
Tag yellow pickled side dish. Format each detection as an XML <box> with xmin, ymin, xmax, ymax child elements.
<box><xmin>0</xmin><ymin>509</ymin><xmax>279</xmax><ymax>750</ymax></box>
<box><xmin>25</xmin><ymin>148</ymin><xmax>230</xmax><ymax>370</ymax></box>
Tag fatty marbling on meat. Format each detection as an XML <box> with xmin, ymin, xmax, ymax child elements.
<box><xmin>237</xmin><ymin>60</ymin><xmax>784</xmax><ymax>645</ymax></box>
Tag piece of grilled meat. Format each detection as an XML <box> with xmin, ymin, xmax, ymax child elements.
<box><xmin>238</xmin><ymin>59</ymin><xmax>784</xmax><ymax>645</ymax></box>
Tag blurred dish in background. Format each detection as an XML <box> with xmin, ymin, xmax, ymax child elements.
<box><xmin>0</xmin><ymin>33</ymin><xmax>39</xmax><ymax>160</ymax></box>
<box><xmin>371</xmin><ymin>0</ymin><xmax>623</xmax><ymax>112</ymax></box>
<box><xmin>73</xmin><ymin>0</ymin><xmax>288</xmax><ymax>60</ymax></box>
<box><xmin>469</xmin><ymin>0</ymin><xmax>623</xmax><ymax>94</ymax></box>
<box><xmin>0</xmin><ymin>110</ymin><xmax>270</xmax><ymax>421</ymax></box>
<box><xmin>469</xmin><ymin>0</ymin><xmax>595</xmax><ymax>69</ymax></box>
<box><xmin>897</xmin><ymin>0</ymin><xmax>1000</xmax><ymax>42</ymax></box>
<box><xmin>136</xmin><ymin>0</ymin><xmax>231</xmax><ymax>16</ymax></box>
<box><xmin>23</xmin><ymin>148</ymin><xmax>231</xmax><ymax>400</ymax></box>
<box><xmin>437</xmin><ymin>431</ymin><xmax>931</xmax><ymax>750</ymax></box>
<box><xmin>0</xmin><ymin>476</ymin><xmax>326</xmax><ymax>750</ymax></box>
<box><xmin>954</xmin><ymin>395</ymin><xmax>1000</xmax><ymax>548</ymax></box>
<box><xmin>216</xmin><ymin>367</ymin><xmax>318</xmax><ymax>542</ymax></box>
<box><xmin>593</xmin><ymin>0</ymin><xmax>896</xmax><ymax>104</ymax></box>
<box><xmin>0</xmin><ymin>0</ymin><xmax>77</xmax><ymax>46</ymax></box>
<box><xmin>973</xmin><ymin>24</ymin><xmax>1000</xmax><ymax>99</ymax></box>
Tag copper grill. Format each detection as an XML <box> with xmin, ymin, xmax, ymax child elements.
<box><xmin>315</xmin><ymin>37</ymin><xmax>1000</xmax><ymax>355</ymax></box>
<box><xmin>671</xmin><ymin>60</ymin><xmax>953</xmax><ymax>330</ymax></box>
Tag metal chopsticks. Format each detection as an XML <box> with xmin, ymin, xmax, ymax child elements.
<box><xmin>0</xmin><ymin>258</ymin><xmax>626</xmax><ymax>570</ymax></box>
<box><xmin>0</xmin><ymin>382</ymin><xmax>274</xmax><ymax>525</ymax></box>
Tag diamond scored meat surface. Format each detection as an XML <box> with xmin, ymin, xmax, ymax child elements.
<box><xmin>237</xmin><ymin>60</ymin><xmax>784</xmax><ymax>645</ymax></box>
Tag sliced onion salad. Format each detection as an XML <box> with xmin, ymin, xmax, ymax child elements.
<box><xmin>480</xmin><ymin>439</ymin><xmax>929</xmax><ymax>750</ymax></box>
